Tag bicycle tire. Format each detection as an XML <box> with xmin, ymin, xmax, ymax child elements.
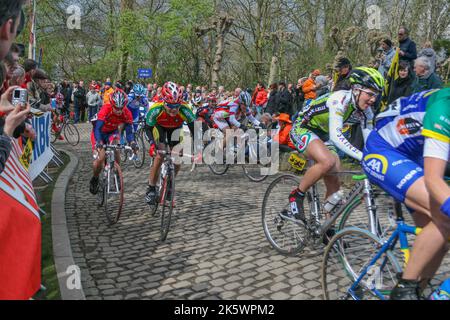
<box><xmin>261</xmin><ymin>174</ymin><xmax>311</xmax><ymax>256</ymax></box>
<box><xmin>104</xmin><ymin>162</ymin><xmax>124</xmax><ymax>225</ymax></box>
<box><xmin>160</xmin><ymin>169</ymin><xmax>175</xmax><ymax>241</ymax></box>
<box><xmin>242</xmin><ymin>164</ymin><xmax>269</xmax><ymax>182</ymax></box>
<box><xmin>133</xmin><ymin>134</ymin><xmax>146</xmax><ymax>169</ymax></box>
<box><xmin>321</xmin><ymin>227</ymin><xmax>401</xmax><ymax>300</ymax></box>
<box><xmin>64</xmin><ymin>123</ymin><xmax>80</xmax><ymax>146</ymax></box>
<box><xmin>338</xmin><ymin>189</ymin><xmax>396</xmax><ymax>241</ymax></box>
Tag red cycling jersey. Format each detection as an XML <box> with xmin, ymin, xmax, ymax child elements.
<box><xmin>97</xmin><ymin>103</ymin><xmax>133</xmax><ymax>133</ymax></box>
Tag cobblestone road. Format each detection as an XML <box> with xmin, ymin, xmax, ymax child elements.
<box><xmin>57</xmin><ymin>123</ymin><xmax>449</xmax><ymax>300</ymax></box>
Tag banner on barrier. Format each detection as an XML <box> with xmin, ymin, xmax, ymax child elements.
<box><xmin>28</xmin><ymin>112</ymin><xmax>54</xmax><ymax>180</ymax></box>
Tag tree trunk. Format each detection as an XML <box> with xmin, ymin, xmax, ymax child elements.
<box><xmin>210</xmin><ymin>15</ymin><xmax>233</xmax><ymax>89</ymax></box>
<box><xmin>118</xmin><ymin>0</ymin><xmax>134</xmax><ymax>81</ymax></box>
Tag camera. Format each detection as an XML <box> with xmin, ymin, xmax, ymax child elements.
<box><xmin>12</xmin><ymin>88</ymin><xmax>28</xmax><ymax>107</ymax></box>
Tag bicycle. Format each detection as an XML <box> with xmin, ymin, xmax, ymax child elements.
<box><xmin>261</xmin><ymin>161</ymin><xmax>394</xmax><ymax>256</ymax></box>
<box><xmin>207</xmin><ymin>125</ymin><xmax>272</xmax><ymax>182</ymax></box>
<box><xmin>97</xmin><ymin>144</ymin><xmax>132</xmax><ymax>225</ymax></box>
<box><xmin>51</xmin><ymin>112</ymin><xmax>80</xmax><ymax>146</ymax></box>
<box><xmin>148</xmin><ymin>142</ymin><xmax>176</xmax><ymax>242</ymax></box>
<box><xmin>321</xmin><ymin>201</ymin><xmax>450</xmax><ymax>300</ymax></box>
<box><xmin>119</xmin><ymin>119</ymin><xmax>147</xmax><ymax>169</ymax></box>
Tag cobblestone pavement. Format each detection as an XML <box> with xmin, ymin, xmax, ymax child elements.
<box><xmin>57</xmin><ymin>123</ymin><xmax>450</xmax><ymax>300</ymax></box>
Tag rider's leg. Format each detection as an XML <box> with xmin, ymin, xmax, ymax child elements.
<box><xmin>299</xmin><ymin>140</ymin><xmax>337</xmax><ymax>193</ymax></box>
<box><xmin>322</xmin><ymin>149</ymin><xmax>342</xmax><ymax>200</ymax></box>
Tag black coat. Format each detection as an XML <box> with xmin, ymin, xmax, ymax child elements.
<box><xmin>399</xmin><ymin>37</ymin><xmax>417</xmax><ymax>68</ymax></box>
<box><xmin>278</xmin><ymin>88</ymin><xmax>292</xmax><ymax>114</ymax></box>
<box><xmin>74</xmin><ymin>87</ymin><xmax>87</xmax><ymax>105</ymax></box>
<box><xmin>266</xmin><ymin>91</ymin><xmax>280</xmax><ymax>115</ymax></box>
<box><xmin>387</xmin><ymin>73</ymin><xmax>415</xmax><ymax>104</ymax></box>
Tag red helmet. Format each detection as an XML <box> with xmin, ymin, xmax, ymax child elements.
<box><xmin>161</xmin><ymin>81</ymin><xmax>183</xmax><ymax>104</ymax></box>
<box><xmin>109</xmin><ymin>89</ymin><xmax>128</xmax><ymax>109</ymax></box>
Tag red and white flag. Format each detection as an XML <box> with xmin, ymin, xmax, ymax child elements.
<box><xmin>0</xmin><ymin>138</ymin><xmax>41</xmax><ymax>300</ymax></box>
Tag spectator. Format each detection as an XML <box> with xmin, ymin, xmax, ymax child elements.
<box><xmin>278</xmin><ymin>82</ymin><xmax>292</xmax><ymax>115</ymax></box>
<box><xmin>146</xmin><ymin>83</ymin><xmax>152</xmax><ymax>99</ymax></box>
<box><xmin>252</xmin><ymin>82</ymin><xmax>268</xmax><ymax>118</ymax></box>
<box><xmin>418</xmin><ymin>41</ymin><xmax>437</xmax><ymax>74</ymax></box>
<box><xmin>22</xmin><ymin>59</ymin><xmax>37</xmax><ymax>89</ymax></box>
<box><xmin>102</xmin><ymin>81</ymin><xmax>114</xmax><ymax>105</ymax></box>
<box><xmin>29</xmin><ymin>69</ymin><xmax>52</xmax><ymax>112</ymax></box>
<box><xmin>217</xmin><ymin>85</ymin><xmax>226</xmax><ymax>102</ymax></box>
<box><xmin>2</xmin><ymin>44</ymin><xmax>20</xmax><ymax>91</ymax></box>
<box><xmin>293</xmin><ymin>77</ymin><xmax>307</xmax><ymax>113</ymax></box>
<box><xmin>378</xmin><ymin>38</ymin><xmax>396</xmax><ymax>77</ymax></box>
<box><xmin>152</xmin><ymin>86</ymin><xmax>162</xmax><ymax>102</ymax></box>
<box><xmin>315</xmin><ymin>75</ymin><xmax>330</xmax><ymax>97</ymax></box>
<box><xmin>273</xmin><ymin>113</ymin><xmax>295</xmax><ymax>153</ymax></box>
<box><xmin>266</xmin><ymin>83</ymin><xmax>280</xmax><ymax>116</ymax></box>
<box><xmin>125</xmin><ymin>80</ymin><xmax>133</xmax><ymax>94</ymax></box>
<box><xmin>10</xmin><ymin>65</ymin><xmax>24</xmax><ymax>86</ymax></box>
<box><xmin>302</xmin><ymin>69</ymin><xmax>321</xmax><ymax>103</ymax></box>
<box><xmin>398</xmin><ymin>26</ymin><xmax>417</xmax><ymax>70</ymax></box>
<box><xmin>60</xmin><ymin>80</ymin><xmax>72</xmax><ymax>116</ymax></box>
<box><xmin>333</xmin><ymin>57</ymin><xmax>352</xmax><ymax>91</ymax></box>
<box><xmin>387</xmin><ymin>60</ymin><xmax>415</xmax><ymax>104</ymax></box>
<box><xmin>0</xmin><ymin>0</ymin><xmax>25</xmax><ymax>61</ymax></box>
<box><xmin>412</xmin><ymin>56</ymin><xmax>443</xmax><ymax>93</ymax></box>
<box><xmin>73</xmin><ymin>80</ymin><xmax>87</xmax><ymax>123</ymax></box>
<box><xmin>86</xmin><ymin>84</ymin><xmax>101</xmax><ymax>121</ymax></box>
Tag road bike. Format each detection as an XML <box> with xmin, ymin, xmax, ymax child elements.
<box><xmin>51</xmin><ymin>112</ymin><xmax>80</xmax><ymax>146</ymax></box>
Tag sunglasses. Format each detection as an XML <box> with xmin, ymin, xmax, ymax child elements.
<box><xmin>359</xmin><ymin>88</ymin><xmax>380</xmax><ymax>98</ymax></box>
<box><xmin>165</xmin><ymin>103</ymin><xmax>181</xmax><ymax>110</ymax></box>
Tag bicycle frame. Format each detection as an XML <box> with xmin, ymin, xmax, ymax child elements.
<box><xmin>347</xmin><ymin>220</ymin><xmax>420</xmax><ymax>300</ymax></box>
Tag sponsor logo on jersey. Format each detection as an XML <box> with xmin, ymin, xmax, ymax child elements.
<box><xmin>396</xmin><ymin>167</ymin><xmax>423</xmax><ymax>190</ymax></box>
<box><xmin>297</xmin><ymin>133</ymin><xmax>311</xmax><ymax>152</ymax></box>
<box><xmin>364</xmin><ymin>154</ymin><xmax>388</xmax><ymax>175</ymax></box>
<box><xmin>396</xmin><ymin>118</ymin><xmax>422</xmax><ymax>135</ymax></box>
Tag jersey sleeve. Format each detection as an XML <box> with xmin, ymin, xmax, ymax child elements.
<box><xmin>145</xmin><ymin>104</ymin><xmax>163</xmax><ymax>127</ymax></box>
<box><xmin>179</xmin><ymin>104</ymin><xmax>197</xmax><ymax>124</ymax></box>
<box><xmin>327</xmin><ymin>93</ymin><xmax>363</xmax><ymax>161</ymax></box>
<box><xmin>123</xmin><ymin>108</ymin><xmax>134</xmax><ymax>124</ymax></box>
<box><xmin>97</xmin><ymin>104</ymin><xmax>111</xmax><ymax>121</ymax></box>
<box><xmin>422</xmin><ymin>96</ymin><xmax>450</xmax><ymax>144</ymax></box>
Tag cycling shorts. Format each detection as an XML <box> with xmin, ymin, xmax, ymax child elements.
<box><xmin>290</xmin><ymin>126</ymin><xmax>337</xmax><ymax>155</ymax></box>
<box><xmin>362</xmin><ymin>131</ymin><xmax>424</xmax><ymax>203</ymax></box>
<box><xmin>213</xmin><ymin>110</ymin><xmax>231</xmax><ymax>131</ymax></box>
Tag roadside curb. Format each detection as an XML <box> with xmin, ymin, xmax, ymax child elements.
<box><xmin>51</xmin><ymin>149</ymin><xmax>86</xmax><ymax>300</ymax></box>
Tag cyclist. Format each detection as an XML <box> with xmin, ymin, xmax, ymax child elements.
<box><xmin>144</xmin><ymin>82</ymin><xmax>197</xmax><ymax>205</ymax></box>
<box><xmin>89</xmin><ymin>89</ymin><xmax>138</xmax><ymax>194</ymax></box>
<box><xmin>288</xmin><ymin>67</ymin><xmax>384</xmax><ymax>238</ymax></box>
<box><xmin>360</xmin><ymin>88</ymin><xmax>450</xmax><ymax>299</ymax></box>
<box><xmin>128</xmin><ymin>83</ymin><xmax>149</xmax><ymax>132</ymax></box>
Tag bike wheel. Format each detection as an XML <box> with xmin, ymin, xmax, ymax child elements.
<box><xmin>104</xmin><ymin>162</ymin><xmax>124</xmax><ymax>225</ymax></box>
<box><xmin>160</xmin><ymin>169</ymin><xmax>175</xmax><ymax>241</ymax></box>
<box><xmin>261</xmin><ymin>174</ymin><xmax>311</xmax><ymax>256</ymax></box>
<box><xmin>321</xmin><ymin>227</ymin><xmax>401</xmax><ymax>300</ymax></box>
<box><xmin>63</xmin><ymin>123</ymin><xmax>80</xmax><ymax>146</ymax></box>
<box><xmin>338</xmin><ymin>187</ymin><xmax>397</xmax><ymax>241</ymax></box>
<box><xmin>133</xmin><ymin>134</ymin><xmax>146</xmax><ymax>169</ymax></box>
<box><xmin>242</xmin><ymin>164</ymin><xmax>269</xmax><ymax>182</ymax></box>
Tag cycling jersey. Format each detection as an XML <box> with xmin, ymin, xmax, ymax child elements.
<box><xmin>362</xmin><ymin>88</ymin><xmax>450</xmax><ymax>202</ymax></box>
<box><xmin>145</xmin><ymin>102</ymin><xmax>196</xmax><ymax>129</ymax></box>
<box><xmin>127</xmin><ymin>93</ymin><xmax>149</xmax><ymax>131</ymax></box>
<box><xmin>290</xmin><ymin>90</ymin><xmax>373</xmax><ymax>161</ymax></box>
<box><xmin>93</xmin><ymin>103</ymin><xmax>134</xmax><ymax>145</ymax></box>
<box><xmin>214</xmin><ymin>98</ymin><xmax>260</xmax><ymax>130</ymax></box>
<box><xmin>144</xmin><ymin>102</ymin><xmax>196</xmax><ymax>147</ymax></box>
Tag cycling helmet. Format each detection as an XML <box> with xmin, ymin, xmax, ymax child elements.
<box><xmin>109</xmin><ymin>89</ymin><xmax>128</xmax><ymax>109</ymax></box>
<box><xmin>238</xmin><ymin>91</ymin><xmax>252</xmax><ymax>108</ymax></box>
<box><xmin>349</xmin><ymin>67</ymin><xmax>384</xmax><ymax>92</ymax></box>
<box><xmin>192</xmin><ymin>96</ymin><xmax>203</xmax><ymax>105</ymax></box>
<box><xmin>161</xmin><ymin>81</ymin><xmax>183</xmax><ymax>104</ymax></box>
<box><xmin>133</xmin><ymin>84</ymin><xmax>146</xmax><ymax>96</ymax></box>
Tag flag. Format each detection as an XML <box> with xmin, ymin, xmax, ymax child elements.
<box><xmin>0</xmin><ymin>138</ymin><xmax>41</xmax><ymax>300</ymax></box>
<box><xmin>379</xmin><ymin>48</ymin><xmax>400</xmax><ymax>113</ymax></box>
<box><xmin>28</xmin><ymin>0</ymin><xmax>36</xmax><ymax>60</ymax></box>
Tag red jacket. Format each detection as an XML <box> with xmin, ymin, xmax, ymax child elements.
<box><xmin>274</xmin><ymin>123</ymin><xmax>295</xmax><ymax>149</ymax></box>
<box><xmin>254</xmin><ymin>89</ymin><xmax>268</xmax><ymax>106</ymax></box>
